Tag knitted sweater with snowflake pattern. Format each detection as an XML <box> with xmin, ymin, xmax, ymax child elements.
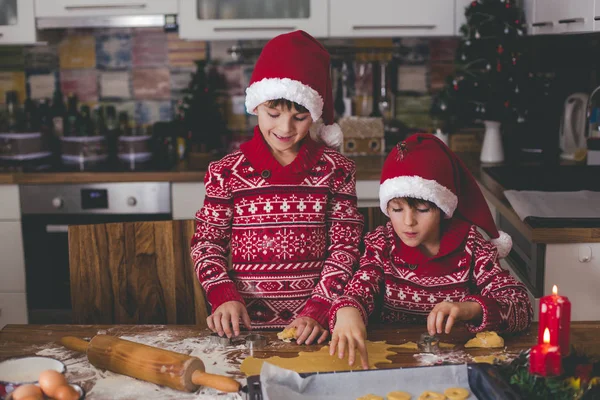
<box><xmin>329</xmin><ymin>219</ymin><xmax>533</xmax><ymax>333</ymax></box>
<box><xmin>191</xmin><ymin>127</ymin><xmax>364</xmax><ymax>329</ymax></box>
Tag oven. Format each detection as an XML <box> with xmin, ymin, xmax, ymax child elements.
<box><xmin>20</xmin><ymin>182</ymin><xmax>172</xmax><ymax>324</ymax></box>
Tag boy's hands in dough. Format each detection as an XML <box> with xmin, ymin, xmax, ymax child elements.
<box><xmin>329</xmin><ymin>307</ymin><xmax>369</xmax><ymax>370</ymax></box>
<box><xmin>427</xmin><ymin>301</ymin><xmax>483</xmax><ymax>336</ymax></box>
<box><xmin>207</xmin><ymin>300</ymin><xmax>252</xmax><ymax>338</ymax></box>
<box><xmin>286</xmin><ymin>316</ymin><xmax>329</xmax><ymax>345</ymax></box>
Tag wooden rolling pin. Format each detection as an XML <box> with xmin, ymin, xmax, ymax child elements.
<box><xmin>60</xmin><ymin>335</ymin><xmax>241</xmax><ymax>393</ymax></box>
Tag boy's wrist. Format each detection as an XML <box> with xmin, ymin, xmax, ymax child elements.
<box><xmin>463</xmin><ymin>301</ymin><xmax>483</xmax><ymax>321</ymax></box>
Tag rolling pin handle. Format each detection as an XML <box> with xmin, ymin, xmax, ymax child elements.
<box><xmin>60</xmin><ymin>336</ymin><xmax>90</xmax><ymax>353</ymax></box>
<box><xmin>191</xmin><ymin>370</ymin><xmax>241</xmax><ymax>393</ymax></box>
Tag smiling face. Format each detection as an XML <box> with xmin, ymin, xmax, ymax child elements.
<box><xmin>387</xmin><ymin>197</ymin><xmax>442</xmax><ymax>257</ymax></box>
<box><xmin>256</xmin><ymin>99</ymin><xmax>313</xmax><ymax>163</ymax></box>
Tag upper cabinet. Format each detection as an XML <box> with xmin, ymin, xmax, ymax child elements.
<box><xmin>178</xmin><ymin>0</ymin><xmax>328</xmax><ymax>40</ymax></box>
<box><xmin>329</xmin><ymin>0</ymin><xmax>455</xmax><ymax>38</ymax></box>
<box><xmin>529</xmin><ymin>0</ymin><xmax>594</xmax><ymax>34</ymax></box>
<box><xmin>35</xmin><ymin>0</ymin><xmax>178</xmax><ymax>18</ymax></box>
<box><xmin>0</xmin><ymin>0</ymin><xmax>36</xmax><ymax>44</ymax></box>
<box><xmin>455</xmin><ymin>0</ymin><xmax>472</xmax><ymax>36</ymax></box>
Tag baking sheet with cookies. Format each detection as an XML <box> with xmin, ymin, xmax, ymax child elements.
<box><xmin>247</xmin><ymin>363</ymin><xmax>522</xmax><ymax>400</ymax></box>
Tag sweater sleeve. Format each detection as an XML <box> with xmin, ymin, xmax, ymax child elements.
<box><xmin>297</xmin><ymin>159</ymin><xmax>364</xmax><ymax>328</ymax></box>
<box><xmin>190</xmin><ymin>160</ymin><xmax>244</xmax><ymax>312</ymax></box>
<box><xmin>328</xmin><ymin>226</ymin><xmax>387</xmax><ymax>331</ymax></box>
<box><xmin>461</xmin><ymin>227</ymin><xmax>533</xmax><ymax>334</ymax></box>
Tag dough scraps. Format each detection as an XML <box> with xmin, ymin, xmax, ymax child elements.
<box><xmin>240</xmin><ymin>340</ymin><xmax>396</xmax><ymax>376</ymax></box>
<box><xmin>276</xmin><ymin>327</ymin><xmax>297</xmax><ymax>342</ymax></box>
<box><xmin>464</xmin><ymin>331</ymin><xmax>504</xmax><ymax>348</ymax></box>
<box><xmin>471</xmin><ymin>354</ymin><xmax>508</xmax><ymax>364</ymax></box>
<box><xmin>395</xmin><ymin>341</ymin><xmax>455</xmax><ymax>350</ymax></box>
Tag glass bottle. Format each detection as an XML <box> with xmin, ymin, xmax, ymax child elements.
<box><xmin>5</xmin><ymin>91</ymin><xmax>21</xmax><ymax>133</ymax></box>
<box><xmin>22</xmin><ymin>93</ymin><xmax>38</xmax><ymax>133</ymax></box>
<box><xmin>65</xmin><ymin>94</ymin><xmax>79</xmax><ymax>137</ymax></box>
<box><xmin>79</xmin><ymin>105</ymin><xmax>93</xmax><ymax>137</ymax></box>
<box><xmin>51</xmin><ymin>87</ymin><xmax>66</xmax><ymax>137</ymax></box>
<box><xmin>118</xmin><ymin>111</ymin><xmax>132</xmax><ymax>136</ymax></box>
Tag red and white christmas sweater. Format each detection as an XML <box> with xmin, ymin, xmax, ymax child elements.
<box><xmin>329</xmin><ymin>218</ymin><xmax>533</xmax><ymax>333</ymax></box>
<box><xmin>191</xmin><ymin>127</ymin><xmax>364</xmax><ymax>329</ymax></box>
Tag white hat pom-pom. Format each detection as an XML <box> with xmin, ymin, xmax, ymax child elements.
<box><xmin>492</xmin><ymin>230</ymin><xmax>512</xmax><ymax>258</ymax></box>
<box><xmin>317</xmin><ymin>123</ymin><xmax>343</xmax><ymax>149</ymax></box>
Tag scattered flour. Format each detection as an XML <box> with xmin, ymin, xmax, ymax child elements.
<box><xmin>414</xmin><ymin>350</ymin><xmax>520</xmax><ymax>366</ymax></box>
<box><xmin>36</xmin><ymin>330</ymin><xmax>247</xmax><ymax>399</ymax></box>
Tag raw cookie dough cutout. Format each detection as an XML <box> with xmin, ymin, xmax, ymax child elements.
<box><xmin>464</xmin><ymin>331</ymin><xmax>504</xmax><ymax>348</ymax></box>
<box><xmin>418</xmin><ymin>391</ymin><xmax>445</xmax><ymax>400</ymax></box>
<box><xmin>444</xmin><ymin>387</ymin><xmax>470</xmax><ymax>400</ymax></box>
<box><xmin>387</xmin><ymin>390</ymin><xmax>412</xmax><ymax>400</ymax></box>
<box><xmin>240</xmin><ymin>340</ymin><xmax>396</xmax><ymax>376</ymax></box>
<box><xmin>277</xmin><ymin>327</ymin><xmax>297</xmax><ymax>342</ymax></box>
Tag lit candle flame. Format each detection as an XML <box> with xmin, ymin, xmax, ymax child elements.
<box><xmin>543</xmin><ymin>327</ymin><xmax>550</xmax><ymax>344</ymax></box>
<box><xmin>552</xmin><ymin>285</ymin><xmax>558</xmax><ymax>295</ymax></box>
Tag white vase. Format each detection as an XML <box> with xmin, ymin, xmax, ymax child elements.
<box><xmin>480</xmin><ymin>120</ymin><xmax>504</xmax><ymax>163</ymax></box>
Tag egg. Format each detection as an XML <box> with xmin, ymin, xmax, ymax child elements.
<box><xmin>52</xmin><ymin>384</ymin><xmax>80</xmax><ymax>400</ymax></box>
<box><xmin>37</xmin><ymin>369</ymin><xmax>67</xmax><ymax>398</ymax></box>
<box><xmin>15</xmin><ymin>396</ymin><xmax>45</xmax><ymax>400</ymax></box>
<box><xmin>10</xmin><ymin>384</ymin><xmax>44</xmax><ymax>400</ymax></box>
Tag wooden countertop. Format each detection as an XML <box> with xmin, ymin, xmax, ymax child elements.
<box><xmin>1</xmin><ymin>322</ymin><xmax>598</xmax><ymax>399</ymax></box>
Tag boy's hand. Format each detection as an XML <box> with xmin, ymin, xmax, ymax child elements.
<box><xmin>207</xmin><ymin>301</ymin><xmax>252</xmax><ymax>338</ymax></box>
<box><xmin>427</xmin><ymin>301</ymin><xmax>483</xmax><ymax>335</ymax></box>
<box><xmin>329</xmin><ymin>307</ymin><xmax>369</xmax><ymax>370</ymax></box>
<box><xmin>286</xmin><ymin>316</ymin><xmax>328</xmax><ymax>345</ymax></box>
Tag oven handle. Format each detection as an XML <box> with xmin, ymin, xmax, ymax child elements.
<box><xmin>46</xmin><ymin>225</ymin><xmax>70</xmax><ymax>233</ymax></box>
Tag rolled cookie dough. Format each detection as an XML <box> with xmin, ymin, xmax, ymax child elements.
<box><xmin>396</xmin><ymin>341</ymin><xmax>455</xmax><ymax>350</ymax></box>
<box><xmin>464</xmin><ymin>331</ymin><xmax>504</xmax><ymax>348</ymax></box>
<box><xmin>277</xmin><ymin>327</ymin><xmax>297</xmax><ymax>342</ymax></box>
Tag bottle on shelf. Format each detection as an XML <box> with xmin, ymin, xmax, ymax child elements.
<box><xmin>79</xmin><ymin>105</ymin><xmax>93</xmax><ymax>137</ymax></box>
<box><xmin>93</xmin><ymin>105</ymin><xmax>105</xmax><ymax>136</ymax></box>
<box><xmin>118</xmin><ymin>111</ymin><xmax>132</xmax><ymax>136</ymax></box>
<box><xmin>65</xmin><ymin>93</ymin><xmax>79</xmax><ymax>137</ymax></box>
<box><xmin>5</xmin><ymin>91</ymin><xmax>21</xmax><ymax>133</ymax></box>
<box><xmin>50</xmin><ymin>86</ymin><xmax>66</xmax><ymax>138</ymax></box>
<box><xmin>22</xmin><ymin>90</ymin><xmax>38</xmax><ymax>133</ymax></box>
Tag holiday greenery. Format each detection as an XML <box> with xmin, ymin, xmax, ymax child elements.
<box><xmin>498</xmin><ymin>348</ymin><xmax>600</xmax><ymax>400</ymax></box>
<box><xmin>431</xmin><ymin>0</ymin><xmax>533</xmax><ymax>130</ymax></box>
<box><xmin>176</xmin><ymin>60</ymin><xmax>228</xmax><ymax>152</ymax></box>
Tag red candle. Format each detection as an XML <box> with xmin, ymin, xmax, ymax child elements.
<box><xmin>538</xmin><ymin>285</ymin><xmax>571</xmax><ymax>355</ymax></box>
<box><xmin>530</xmin><ymin>328</ymin><xmax>562</xmax><ymax>376</ymax></box>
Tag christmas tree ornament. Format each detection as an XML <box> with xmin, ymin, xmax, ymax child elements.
<box><xmin>475</xmin><ymin>31</ymin><xmax>481</xmax><ymax>39</ymax></box>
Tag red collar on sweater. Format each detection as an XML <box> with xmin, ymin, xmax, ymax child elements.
<box><xmin>240</xmin><ymin>126</ymin><xmax>325</xmax><ymax>184</ymax></box>
<box><xmin>392</xmin><ymin>217</ymin><xmax>471</xmax><ymax>265</ymax></box>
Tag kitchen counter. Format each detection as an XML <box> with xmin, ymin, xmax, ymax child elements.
<box><xmin>1</xmin><ymin>322</ymin><xmax>598</xmax><ymax>399</ymax></box>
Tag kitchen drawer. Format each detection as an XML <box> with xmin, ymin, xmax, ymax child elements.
<box><xmin>0</xmin><ymin>221</ymin><xmax>26</xmax><ymax>292</ymax></box>
<box><xmin>329</xmin><ymin>0</ymin><xmax>455</xmax><ymax>38</ymax></box>
<box><xmin>0</xmin><ymin>185</ymin><xmax>20</xmax><ymax>220</ymax></box>
<box><xmin>0</xmin><ymin>292</ymin><xmax>28</xmax><ymax>328</ymax></box>
<box><xmin>171</xmin><ymin>182</ymin><xmax>205</xmax><ymax>220</ymax></box>
<box><xmin>35</xmin><ymin>0</ymin><xmax>178</xmax><ymax>18</ymax></box>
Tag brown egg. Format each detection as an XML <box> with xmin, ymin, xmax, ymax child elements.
<box><xmin>37</xmin><ymin>370</ymin><xmax>67</xmax><ymax>398</ymax></box>
<box><xmin>15</xmin><ymin>396</ymin><xmax>45</xmax><ymax>400</ymax></box>
<box><xmin>11</xmin><ymin>384</ymin><xmax>44</xmax><ymax>400</ymax></box>
<box><xmin>52</xmin><ymin>384</ymin><xmax>79</xmax><ymax>400</ymax></box>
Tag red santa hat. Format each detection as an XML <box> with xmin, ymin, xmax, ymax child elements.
<box><xmin>245</xmin><ymin>30</ymin><xmax>343</xmax><ymax>148</ymax></box>
<box><xmin>379</xmin><ymin>133</ymin><xmax>512</xmax><ymax>257</ymax></box>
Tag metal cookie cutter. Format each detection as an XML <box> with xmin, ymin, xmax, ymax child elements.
<box><xmin>245</xmin><ymin>334</ymin><xmax>267</xmax><ymax>351</ymax></box>
<box><xmin>417</xmin><ymin>333</ymin><xmax>440</xmax><ymax>353</ymax></box>
<box><xmin>209</xmin><ymin>332</ymin><xmax>232</xmax><ymax>347</ymax></box>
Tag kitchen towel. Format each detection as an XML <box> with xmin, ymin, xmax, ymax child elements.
<box><xmin>504</xmin><ymin>190</ymin><xmax>600</xmax><ymax>220</ymax></box>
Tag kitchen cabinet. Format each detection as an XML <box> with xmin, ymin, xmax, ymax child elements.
<box><xmin>594</xmin><ymin>0</ymin><xmax>600</xmax><ymax>31</ymax></box>
<box><xmin>530</xmin><ymin>0</ymin><xmax>594</xmax><ymax>34</ymax></box>
<box><xmin>0</xmin><ymin>0</ymin><xmax>36</xmax><ymax>44</ymax></box>
<box><xmin>35</xmin><ymin>0</ymin><xmax>178</xmax><ymax>18</ymax></box>
<box><xmin>171</xmin><ymin>182</ymin><xmax>205</xmax><ymax>220</ymax></box>
<box><xmin>0</xmin><ymin>184</ymin><xmax>27</xmax><ymax>326</ymax></box>
<box><xmin>329</xmin><ymin>0</ymin><xmax>455</xmax><ymax>38</ymax></box>
<box><xmin>178</xmin><ymin>0</ymin><xmax>328</xmax><ymax>40</ymax></box>
<box><xmin>455</xmin><ymin>0</ymin><xmax>471</xmax><ymax>36</ymax></box>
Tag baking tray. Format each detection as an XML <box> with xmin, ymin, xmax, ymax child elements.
<box><xmin>244</xmin><ymin>363</ymin><xmax>521</xmax><ymax>400</ymax></box>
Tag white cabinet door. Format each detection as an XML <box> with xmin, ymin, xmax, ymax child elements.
<box><xmin>171</xmin><ymin>182</ymin><xmax>205</xmax><ymax>220</ymax></box>
<box><xmin>557</xmin><ymin>0</ymin><xmax>594</xmax><ymax>33</ymax></box>
<box><xmin>523</xmin><ymin>0</ymin><xmax>535</xmax><ymax>33</ymax></box>
<box><xmin>35</xmin><ymin>0</ymin><xmax>178</xmax><ymax>17</ymax></box>
<box><xmin>0</xmin><ymin>185</ymin><xmax>20</xmax><ymax>220</ymax></box>
<box><xmin>455</xmin><ymin>0</ymin><xmax>472</xmax><ymax>36</ymax></box>
<box><xmin>329</xmin><ymin>0</ymin><xmax>455</xmax><ymax>38</ymax></box>
<box><xmin>0</xmin><ymin>0</ymin><xmax>36</xmax><ymax>44</ymax></box>
<box><xmin>179</xmin><ymin>0</ymin><xmax>328</xmax><ymax>40</ymax></box>
<box><xmin>595</xmin><ymin>0</ymin><xmax>600</xmax><ymax>30</ymax></box>
<box><xmin>0</xmin><ymin>221</ymin><xmax>26</xmax><ymax>293</ymax></box>
<box><xmin>0</xmin><ymin>292</ymin><xmax>28</xmax><ymax>328</ymax></box>
<box><xmin>531</xmin><ymin>0</ymin><xmax>560</xmax><ymax>34</ymax></box>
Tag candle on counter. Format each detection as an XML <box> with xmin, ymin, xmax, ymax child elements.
<box><xmin>530</xmin><ymin>328</ymin><xmax>562</xmax><ymax>376</ymax></box>
<box><xmin>538</xmin><ymin>285</ymin><xmax>571</xmax><ymax>355</ymax></box>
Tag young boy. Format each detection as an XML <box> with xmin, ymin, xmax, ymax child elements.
<box><xmin>329</xmin><ymin>134</ymin><xmax>533</xmax><ymax>368</ymax></box>
<box><xmin>191</xmin><ymin>31</ymin><xmax>364</xmax><ymax>345</ymax></box>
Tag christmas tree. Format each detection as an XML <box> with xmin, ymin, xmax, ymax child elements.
<box><xmin>176</xmin><ymin>60</ymin><xmax>227</xmax><ymax>152</ymax></box>
<box><xmin>431</xmin><ymin>0</ymin><xmax>532</xmax><ymax>130</ymax></box>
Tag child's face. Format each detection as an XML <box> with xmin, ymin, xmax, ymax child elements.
<box><xmin>387</xmin><ymin>198</ymin><xmax>441</xmax><ymax>251</ymax></box>
<box><xmin>256</xmin><ymin>103</ymin><xmax>313</xmax><ymax>155</ymax></box>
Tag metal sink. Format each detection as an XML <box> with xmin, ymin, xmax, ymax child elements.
<box><xmin>482</xmin><ymin>165</ymin><xmax>600</xmax><ymax>191</ymax></box>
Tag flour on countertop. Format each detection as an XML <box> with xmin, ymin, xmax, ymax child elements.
<box><xmin>36</xmin><ymin>330</ymin><xmax>247</xmax><ymax>399</ymax></box>
<box><xmin>414</xmin><ymin>350</ymin><xmax>520</xmax><ymax>366</ymax></box>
